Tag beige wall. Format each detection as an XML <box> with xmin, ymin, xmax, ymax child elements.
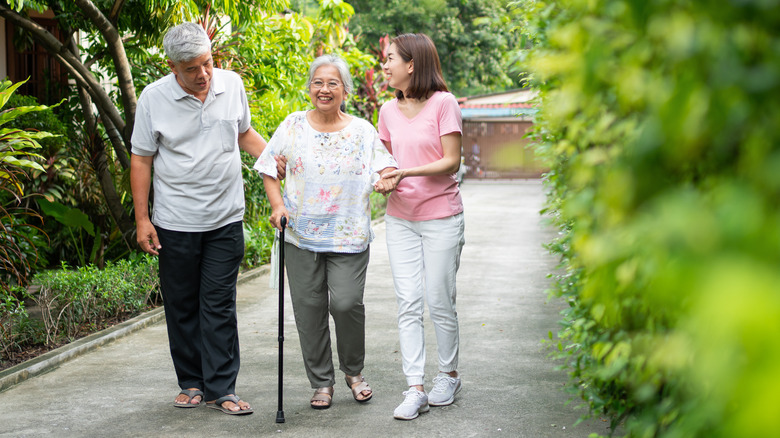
<box><xmin>463</xmin><ymin>120</ymin><xmax>547</xmax><ymax>178</ymax></box>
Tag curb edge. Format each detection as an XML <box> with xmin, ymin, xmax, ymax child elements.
<box><xmin>0</xmin><ymin>264</ymin><xmax>270</xmax><ymax>393</ymax></box>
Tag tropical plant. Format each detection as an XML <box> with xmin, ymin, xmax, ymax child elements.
<box><xmin>0</xmin><ymin>79</ymin><xmax>58</xmax><ymax>288</ymax></box>
<box><xmin>36</xmin><ymin>198</ymin><xmax>98</xmax><ymax>267</ymax></box>
<box><xmin>4</xmin><ymin>92</ymin><xmax>76</xmax><ymax>206</ymax></box>
<box><xmin>5</xmin><ymin>88</ymin><xmax>122</xmax><ymax>269</ymax></box>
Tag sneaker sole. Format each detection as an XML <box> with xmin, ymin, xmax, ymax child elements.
<box><xmin>393</xmin><ymin>404</ymin><xmax>430</xmax><ymax>420</ymax></box>
<box><xmin>428</xmin><ymin>383</ymin><xmax>462</xmax><ymax>406</ymax></box>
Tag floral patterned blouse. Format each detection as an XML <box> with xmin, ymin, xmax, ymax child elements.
<box><xmin>254</xmin><ymin>111</ymin><xmax>397</xmax><ymax>253</ymax></box>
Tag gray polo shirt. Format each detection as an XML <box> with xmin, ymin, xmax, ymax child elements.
<box><xmin>131</xmin><ymin>68</ymin><xmax>251</xmax><ymax>232</ymax></box>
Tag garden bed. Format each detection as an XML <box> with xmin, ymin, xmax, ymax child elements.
<box><xmin>1</xmin><ymin>256</ymin><xmax>160</xmax><ymax>372</ymax></box>
<box><xmin>0</xmin><ymin>312</ymin><xmax>144</xmax><ymax>372</ymax></box>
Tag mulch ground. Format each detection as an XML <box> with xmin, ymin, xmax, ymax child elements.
<box><xmin>1</xmin><ymin>312</ymin><xmax>146</xmax><ymax>372</ymax></box>
<box><xmin>1</xmin><ymin>342</ymin><xmax>69</xmax><ymax>371</ymax></box>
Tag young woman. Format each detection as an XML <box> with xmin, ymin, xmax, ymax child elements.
<box><xmin>376</xmin><ymin>33</ymin><xmax>465</xmax><ymax>421</ymax></box>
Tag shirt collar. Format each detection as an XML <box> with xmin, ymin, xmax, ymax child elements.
<box><xmin>168</xmin><ymin>69</ymin><xmax>225</xmax><ymax>101</ymax></box>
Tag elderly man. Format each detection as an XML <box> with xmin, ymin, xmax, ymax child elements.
<box><xmin>130</xmin><ymin>22</ymin><xmax>281</xmax><ymax>415</ymax></box>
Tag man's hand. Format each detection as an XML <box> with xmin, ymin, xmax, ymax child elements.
<box><xmin>136</xmin><ymin>219</ymin><xmax>161</xmax><ymax>255</ymax></box>
<box><xmin>239</xmin><ymin>127</ymin><xmax>286</xmax><ymax>179</ymax></box>
<box><xmin>275</xmin><ymin>155</ymin><xmax>288</xmax><ymax>180</ymax></box>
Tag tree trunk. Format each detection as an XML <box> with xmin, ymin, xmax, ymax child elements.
<box><xmin>108</xmin><ymin>0</ymin><xmax>127</xmax><ymax>22</ymax></box>
<box><xmin>75</xmin><ymin>85</ymin><xmax>137</xmax><ymax>251</ymax></box>
<box><xmin>73</xmin><ymin>0</ymin><xmax>137</xmax><ymax>147</ymax></box>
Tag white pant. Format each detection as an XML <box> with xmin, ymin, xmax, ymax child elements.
<box><xmin>385</xmin><ymin>213</ymin><xmax>465</xmax><ymax>387</ymax></box>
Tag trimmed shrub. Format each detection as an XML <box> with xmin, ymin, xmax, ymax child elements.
<box><xmin>0</xmin><ymin>288</ymin><xmax>38</xmax><ymax>361</ymax></box>
<box><xmin>30</xmin><ymin>254</ymin><xmax>159</xmax><ymax>346</ymax></box>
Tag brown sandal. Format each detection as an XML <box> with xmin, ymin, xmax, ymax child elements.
<box><xmin>345</xmin><ymin>375</ymin><xmax>373</xmax><ymax>402</ymax></box>
<box><xmin>310</xmin><ymin>386</ymin><xmax>334</xmax><ymax>409</ymax></box>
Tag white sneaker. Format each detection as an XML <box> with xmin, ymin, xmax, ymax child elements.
<box><xmin>428</xmin><ymin>372</ymin><xmax>461</xmax><ymax>406</ymax></box>
<box><xmin>393</xmin><ymin>388</ymin><xmax>430</xmax><ymax>420</ymax></box>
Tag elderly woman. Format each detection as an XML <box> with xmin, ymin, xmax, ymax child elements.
<box><xmin>254</xmin><ymin>54</ymin><xmax>397</xmax><ymax>409</ymax></box>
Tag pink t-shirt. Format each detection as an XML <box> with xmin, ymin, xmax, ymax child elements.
<box><xmin>378</xmin><ymin>91</ymin><xmax>464</xmax><ymax>221</ymax></box>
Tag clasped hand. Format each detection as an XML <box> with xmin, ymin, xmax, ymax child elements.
<box><xmin>373</xmin><ymin>169</ymin><xmax>404</xmax><ymax>195</ymax></box>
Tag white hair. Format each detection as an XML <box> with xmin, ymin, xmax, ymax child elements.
<box><xmin>306</xmin><ymin>54</ymin><xmax>354</xmax><ymax>95</ymax></box>
<box><xmin>163</xmin><ymin>22</ymin><xmax>212</xmax><ymax>63</ymax></box>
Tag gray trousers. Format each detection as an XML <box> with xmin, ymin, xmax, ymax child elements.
<box><xmin>285</xmin><ymin>242</ymin><xmax>369</xmax><ymax>388</ymax></box>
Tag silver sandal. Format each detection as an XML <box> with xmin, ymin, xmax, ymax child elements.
<box><xmin>310</xmin><ymin>386</ymin><xmax>334</xmax><ymax>409</ymax></box>
<box><xmin>345</xmin><ymin>375</ymin><xmax>373</xmax><ymax>402</ymax></box>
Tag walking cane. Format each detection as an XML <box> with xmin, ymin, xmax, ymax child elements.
<box><xmin>276</xmin><ymin>216</ymin><xmax>287</xmax><ymax>423</ymax></box>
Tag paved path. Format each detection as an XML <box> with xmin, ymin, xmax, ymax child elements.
<box><xmin>0</xmin><ymin>180</ymin><xmax>612</xmax><ymax>437</ymax></box>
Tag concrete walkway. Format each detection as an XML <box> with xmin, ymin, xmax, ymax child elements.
<box><xmin>0</xmin><ymin>180</ymin><xmax>612</xmax><ymax>437</ymax></box>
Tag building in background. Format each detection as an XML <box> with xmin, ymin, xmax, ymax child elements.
<box><xmin>1</xmin><ymin>9</ymin><xmax>70</xmax><ymax>104</ymax></box>
<box><xmin>458</xmin><ymin>88</ymin><xmax>545</xmax><ymax>179</ymax></box>
<box><xmin>2</xmin><ymin>9</ymin><xmax>118</xmax><ymax>106</ymax></box>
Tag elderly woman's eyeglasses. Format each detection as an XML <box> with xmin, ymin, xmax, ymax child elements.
<box><xmin>311</xmin><ymin>79</ymin><xmax>342</xmax><ymax>90</ymax></box>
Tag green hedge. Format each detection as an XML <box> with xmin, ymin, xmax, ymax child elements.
<box><xmin>520</xmin><ymin>0</ymin><xmax>780</xmax><ymax>436</ymax></box>
<box><xmin>0</xmin><ymin>254</ymin><xmax>159</xmax><ymax>366</ymax></box>
<box><xmin>0</xmin><ymin>290</ymin><xmax>38</xmax><ymax>362</ymax></box>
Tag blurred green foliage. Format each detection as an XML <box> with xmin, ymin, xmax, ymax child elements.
<box><xmin>242</xmin><ymin>220</ymin><xmax>275</xmax><ymax>270</ymax></box>
<box><xmin>369</xmin><ymin>190</ymin><xmax>388</xmax><ymax>221</ymax></box>
<box><xmin>518</xmin><ymin>0</ymin><xmax>780</xmax><ymax>436</ymax></box>
<box><xmin>349</xmin><ymin>0</ymin><xmax>519</xmax><ymax>96</ymax></box>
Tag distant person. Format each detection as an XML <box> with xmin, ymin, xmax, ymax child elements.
<box><xmin>469</xmin><ymin>140</ymin><xmax>482</xmax><ymax>177</ymax></box>
<box><xmin>130</xmin><ymin>22</ymin><xmax>284</xmax><ymax>415</ymax></box>
<box><xmin>255</xmin><ymin>54</ymin><xmax>397</xmax><ymax>410</ymax></box>
<box><xmin>471</xmin><ymin>141</ymin><xmax>480</xmax><ymax>158</ymax></box>
<box><xmin>376</xmin><ymin>33</ymin><xmax>466</xmax><ymax>420</ymax></box>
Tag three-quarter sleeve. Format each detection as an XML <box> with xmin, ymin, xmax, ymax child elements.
<box><xmin>370</xmin><ymin>130</ymin><xmax>398</xmax><ymax>173</ymax></box>
<box><xmin>252</xmin><ymin>116</ymin><xmax>291</xmax><ymax>178</ymax></box>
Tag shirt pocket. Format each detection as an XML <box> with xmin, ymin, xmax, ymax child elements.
<box><xmin>219</xmin><ymin>118</ymin><xmax>239</xmax><ymax>152</ymax></box>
